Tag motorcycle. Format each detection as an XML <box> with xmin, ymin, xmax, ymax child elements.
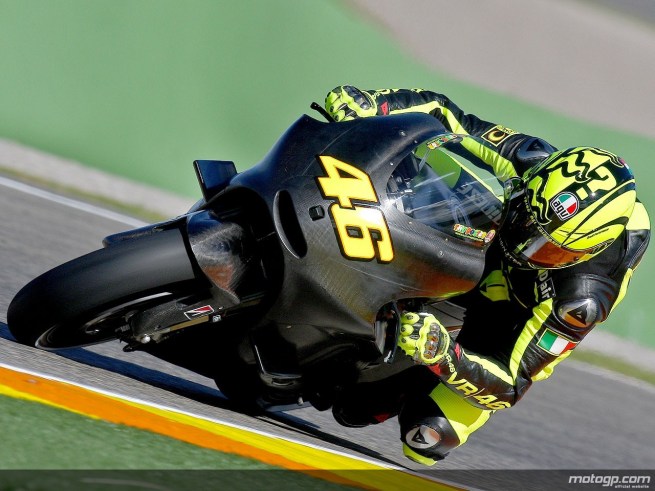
<box><xmin>7</xmin><ymin>107</ymin><xmax>506</xmax><ymax>410</ymax></box>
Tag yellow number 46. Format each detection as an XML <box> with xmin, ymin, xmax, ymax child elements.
<box><xmin>317</xmin><ymin>156</ymin><xmax>394</xmax><ymax>263</ymax></box>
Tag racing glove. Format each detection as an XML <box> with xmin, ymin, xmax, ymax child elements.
<box><xmin>325</xmin><ymin>85</ymin><xmax>378</xmax><ymax>121</ymax></box>
<box><xmin>398</xmin><ymin>312</ymin><xmax>451</xmax><ymax>365</ymax></box>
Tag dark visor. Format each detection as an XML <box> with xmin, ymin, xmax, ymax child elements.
<box><xmin>501</xmin><ymin>181</ymin><xmax>593</xmax><ymax>269</ymax></box>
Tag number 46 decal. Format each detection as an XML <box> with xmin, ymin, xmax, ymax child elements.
<box><xmin>316</xmin><ymin>155</ymin><xmax>394</xmax><ymax>263</ymax></box>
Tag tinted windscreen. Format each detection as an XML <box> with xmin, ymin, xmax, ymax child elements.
<box><xmin>387</xmin><ymin>134</ymin><xmax>504</xmax><ymax>247</ymax></box>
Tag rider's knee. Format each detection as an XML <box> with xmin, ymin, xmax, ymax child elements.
<box><xmin>401</xmin><ymin>416</ymin><xmax>460</xmax><ymax>464</ymax></box>
<box><xmin>399</xmin><ymin>394</ymin><xmax>460</xmax><ymax>465</ymax></box>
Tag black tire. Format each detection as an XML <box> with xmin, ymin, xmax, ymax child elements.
<box><xmin>7</xmin><ymin>228</ymin><xmax>202</xmax><ymax>348</ymax></box>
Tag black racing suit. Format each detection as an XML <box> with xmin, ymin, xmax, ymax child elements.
<box><xmin>332</xmin><ymin>89</ymin><xmax>651</xmax><ymax>464</ymax></box>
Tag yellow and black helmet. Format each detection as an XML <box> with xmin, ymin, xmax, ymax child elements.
<box><xmin>500</xmin><ymin>147</ymin><xmax>636</xmax><ymax>269</ymax></box>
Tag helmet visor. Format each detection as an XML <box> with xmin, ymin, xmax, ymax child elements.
<box><xmin>501</xmin><ymin>182</ymin><xmax>594</xmax><ymax>269</ymax></box>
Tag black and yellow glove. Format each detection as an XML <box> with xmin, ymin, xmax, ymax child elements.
<box><xmin>325</xmin><ymin>85</ymin><xmax>378</xmax><ymax>121</ymax></box>
<box><xmin>397</xmin><ymin>312</ymin><xmax>450</xmax><ymax>365</ymax></box>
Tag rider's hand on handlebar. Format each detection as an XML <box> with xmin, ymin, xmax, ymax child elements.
<box><xmin>398</xmin><ymin>312</ymin><xmax>450</xmax><ymax>365</ymax></box>
<box><xmin>325</xmin><ymin>85</ymin><xmax>378</xmax><ymax>121</ymax></box>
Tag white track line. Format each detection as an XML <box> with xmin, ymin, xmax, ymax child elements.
<box><xmin>0</xmin><ymin>175</ymin><xmax>147</xmax><ymax>228</ymax></box>
<box><xmin>0</xmin><ymin>361</ymin><xmax>406</xmax><ymax>471</ymax></box>
<box><xmin>0</xmin><ymin>175</ymin><xmax>434</xmax><ymax>481</ymax></box>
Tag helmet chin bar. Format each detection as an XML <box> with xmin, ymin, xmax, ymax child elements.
<box><xmin>499</xmin><ymin>229</ymin><xmax>592</xmax><ymax>270</ymax></box>
<box><xmin>498</xmin><ymin>234</ymin><xmax>537</xmax><ymax>270</ymax></box>
<box><xmin>498</xmin><ymin>183</ymin><xmax>596</xmax><ymax>270</ymax></box>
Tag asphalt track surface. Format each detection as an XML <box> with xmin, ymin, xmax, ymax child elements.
<box><xmin>1</xmin><ymin>177</ymin><xmax>654</xmax><ymax>488</ymax></box>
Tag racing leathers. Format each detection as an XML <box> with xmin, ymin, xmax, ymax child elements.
<box><xmin>328</xmin><ymin>88</ymin><xmax>651</xmax><ymax>465</ymax></box>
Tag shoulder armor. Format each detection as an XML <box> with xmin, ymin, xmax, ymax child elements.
<box><xmin>624</xmin><ymin>202</ymin><xmax>650</xmax><ymax>270</ymax></box>
<box><xmin>555</xmin><ymin>297</ymin><xmax>600</xmax><ymax>329</ymax></box>
<box><xmin>551</xmin><ymin>272</ymin><xmax>618</xmax><ymax>330</ymax></box>
<box><xmin>514</xmin><ymin>137</ymin><xmax>557</xmax><ymax>174</ymax></box>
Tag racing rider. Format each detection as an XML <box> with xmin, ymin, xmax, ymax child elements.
<box><xmin>324</xmin><ymin>86</ymin><xmax>651</xmax><ymax>465</ymax></box>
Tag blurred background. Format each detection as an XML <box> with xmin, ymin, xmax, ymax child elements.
<box><xmin>0</xmin><ymin>0</ymin><xmax>653</xmax><ymax>351</ymax></box>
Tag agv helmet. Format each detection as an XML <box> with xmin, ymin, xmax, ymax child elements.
<box><xmin>500</xmin><ymin>147</ymin><xmax>636</xmax><ymax>269</ymax></box>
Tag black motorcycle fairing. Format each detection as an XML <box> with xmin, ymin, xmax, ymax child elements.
<box><xmin>186</xmin><ymin>210</ymin><xmax>261</xmax><ymax>309</ymax></box>
<box><xmin>8</xmin><ymin>111</ymin><xmax>507</xmax><ymax>411</ymax></box>
<box><xmin>229</xmin><ymin>113</ymin><xmax>494</xmax><ymax>343</ymax></box>
<box><xmin>102</xmin><ymin>215</ymin><xmax>187</xmax><ymax>247</ymax></box>
<box><xmin>194</xmin><ymin>159</ymin><xmax>237</xmax><ymax>202</ymax></box>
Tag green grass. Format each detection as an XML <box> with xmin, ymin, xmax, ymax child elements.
<box><xmin>0</xmin><ymin>394</ymin><xmax>353</xmax><ymax>489</ymax></box>
<box><xmin>2</xmin><ymin>0</ymin><xmax>654</xmax><ymax>197</ymax></box>
<box><xmin>0</xmin><ymin>395</ymin><xmax>260</xmax><ymax>469</ymax></box>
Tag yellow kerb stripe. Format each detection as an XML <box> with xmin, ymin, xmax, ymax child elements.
<box><xmin>0</xmin><ymin>365</ymin><xmax>461</xmax><ymax>491</ymax></box>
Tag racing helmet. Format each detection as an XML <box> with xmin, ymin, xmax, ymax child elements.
<box><xmin>499</xmin><ymin>147</ymin><xmax>636</xmax><ymax>269</ymax></box>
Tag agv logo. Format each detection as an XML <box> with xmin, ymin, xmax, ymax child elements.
<box><xmin>550</xmin><ymin>192</ymin><xmax>579</xmax><ymax>220</ymax></box>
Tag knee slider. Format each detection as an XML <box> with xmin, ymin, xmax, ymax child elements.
<box><xmin>401</xmin><ymin>416</ymin><xmax>460</xmax><ymax>463</ymax></box>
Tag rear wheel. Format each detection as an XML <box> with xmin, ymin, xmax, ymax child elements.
<box><xmin>8</xmin><ymin>228</ymin><xmax>203</xmax><ymax>348</ymax></box>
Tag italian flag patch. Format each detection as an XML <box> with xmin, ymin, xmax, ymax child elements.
<box><xmin>537</xmin><ymin>329</ymin><xmax>578</xmax><ymax>356</ymax></box>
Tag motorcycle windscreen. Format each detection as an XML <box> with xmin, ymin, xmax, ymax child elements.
<box><xmin>386</xmin><ymin>134</ymin><xmax>505</xmax><ymax>248</ymax></box>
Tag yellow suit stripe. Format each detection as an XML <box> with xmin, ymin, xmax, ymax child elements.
<box><xmin>462</xmin><ymin>352</ymin><xmax>514</xmax><ymax>385</ymax></box>
<box><xmin>509</xmin><ymin>299</ymin><xmax>554</xmax><ymax>380</ymax></box>
<box><xmin>428</xmin><ymin>383</ymin><xmax>491</xmax><ymax>444</ymax></box>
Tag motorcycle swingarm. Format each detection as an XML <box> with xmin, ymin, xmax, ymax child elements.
<box><xmin>122</xmin><ymin>294</ymin><xmax>225</xmax><ymax>350</ymax></box>
<box><xmin>122</xmin><ymin>288</ymin><xmax>266</xmax><ymax>351</ymax></box>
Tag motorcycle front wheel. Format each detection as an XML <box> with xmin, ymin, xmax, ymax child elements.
<box><xmin>7</xmin><ymin>227</ymin><xmax>203</xmax><ymax>349</ymax></box>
